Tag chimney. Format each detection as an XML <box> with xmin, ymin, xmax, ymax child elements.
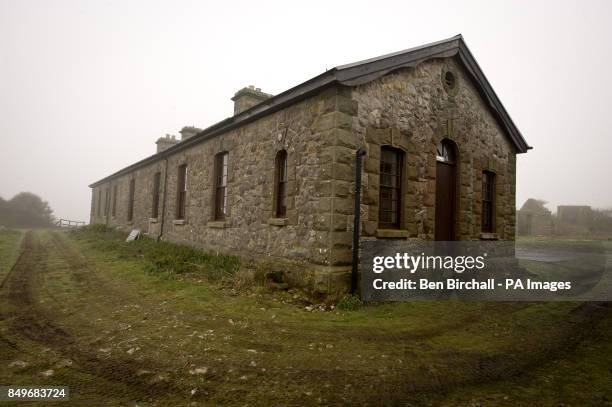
<box><xmin>155</xmin><ymin>134</ymin><xmax>178</xmax><ymax>153</ymax></box>
<box><xmin>179</xmin><ymin>126</ymin><xmax>202</xmax><ymax>141</ymax></box>
<box><xmin>231</xmin><ymin>85</ymin><xmax>273</xmax><ymax>115</ymax></box>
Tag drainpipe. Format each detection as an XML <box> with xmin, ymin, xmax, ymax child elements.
<box><xmin>157</xmin><ymin>158</ymin><xmax>169</xmax><ymax>241</ymax></box>
<box><xmin>351</xmin><ymin>147</ymin><xmax>367</xmax><ymax>294</ymax></box>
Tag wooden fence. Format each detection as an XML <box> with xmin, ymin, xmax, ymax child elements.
<box><xmin>54</xmin><ymin>219</ymin><xmax>86</xmax><ymax>228</ymax></box>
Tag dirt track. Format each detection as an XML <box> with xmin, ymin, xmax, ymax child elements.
<box><xmin>1</xmin><ymin>231</ymin><xmax>183</xmax><ymax>403</ymax></box>
<box><xmin>0</xmin><ymin>229</ymin><xmax>611</xmax><ymax>406</ymax></box>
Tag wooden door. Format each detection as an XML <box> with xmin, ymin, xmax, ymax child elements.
<box><xmin>435</xmin><ymin>161</ymin><xmax>456</xmax><ymax>240</ymax></box>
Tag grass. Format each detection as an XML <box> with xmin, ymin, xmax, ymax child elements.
<box><xmin>70</xmin><ymin>225</ymin><xmax>240</xmax><ymax>281</ymax></box>
<box><xmin>0</xmin><ymin>227</ymin><xmax>25</xmax><ymax>281</ymax></box>
<box><xmin>0</xmin><ymin>228</ymin><xmax>610</xmax><ymax>405</ymax></box>
<box><xmin>336</xmin><ymin>293</ymin><xmax>362</xmax><ymax>311</ymax></box>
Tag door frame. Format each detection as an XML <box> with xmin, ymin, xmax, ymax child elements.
<box><xmin>434</xmin><ymin>139</ymin><xmax>459</xmax><ymax>241</ymax></box>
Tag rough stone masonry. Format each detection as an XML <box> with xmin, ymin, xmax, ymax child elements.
<box><xmin>89</xmin><ymin>35</ymin><xmax>530</xmax><ymax>294</ymax></box>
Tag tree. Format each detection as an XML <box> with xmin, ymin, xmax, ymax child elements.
<box><xmin>591</xmin><ymin>208</ymin><xmax>612</xmax><ymax>235</ymax></box>
<box><xmin>519</xmin><ymin>198</ymin><xmax>551</xmax><ymax>214</ymax></box>
<box><xmin>0</xmin><ymin>192</ymin><xmax>55</xmax><ymax>228</ymax></box>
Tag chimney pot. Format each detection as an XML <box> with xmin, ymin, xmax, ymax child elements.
<box><xmin>231</xmin><ymin>86</ymin><xmax>273</xmax><ymax>115</ymax></box>
<box><xmin>156</xmin><ymin>134</ymin><xmax>179</xmax><ymax>153</ymax></box>
<box><xmin>179</xmin><ymin>126</ymin><xmax>202</xmax><ymax>141</ymax></box>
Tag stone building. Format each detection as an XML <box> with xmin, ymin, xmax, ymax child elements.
<box><xmin>89</xmin><ymin>35</ymin><xmax>530</xmax><ymax>293</ymax></box>
<box><xmin>517</xmin><ymin>199</ymin><xmax>553</xmax><ymax>236</ymax></box>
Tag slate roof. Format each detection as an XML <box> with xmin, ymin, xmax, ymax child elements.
<box><xmin>90</xmin><ymin>34</ymin><xmax>529</xmax><ymax>187</ymax></box>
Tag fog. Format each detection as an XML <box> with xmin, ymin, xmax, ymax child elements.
<box><xmin>1</xmin><ymin>0</ymin><xmax>610</xmax><ymax>221</ymax></box>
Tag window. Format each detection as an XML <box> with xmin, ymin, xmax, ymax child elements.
<box><xmin>274</xmin><ymin>150</ymin><xmax>288</xmax><ymax>217</ymax></box>
<box><xmin>176</xmin><ymin>165</ymin><xmax>187</xmax><ymax>220</ymax></box>
<box><xmin>482</xmin><ymin>171</ymin><xmax>495</xmax><ymax>232</ymax></box>
<box><xmin>444</xmin><ymin>71</ymin><xmax>456</xmax><ymax>88</ymax></box>
<box><xmin>152</xmin><ymin>172</ymin><xmax>161</xmax><ymax>218</ymax></box>
<box><xmin>214</xmin><ymin>152</ymin><xmax>229</xmax><ymax>220</ymax></box>
<box><xmin>442</xmin><ymin>70</ymin><xmax>458</xmax><ymax>95</ymax></box>
<box><xmin>97</xmin><ymin>190</ymin><xmax>102</xmax><ymax>217</ymax></box>
<box><xmin>444</xmin><ymin>71</ymin><xmax>456</xmax><ymax>90</ymax></box>
<box><xmin>112</xmin><ymin>185</ymin><xmax>117</xmax><ymax>217</ymax></box>
<box><xmin>104</xmin><ymin>187</ymin><xmax>109</xmax><ymax>216</ymax></box>
<box><xmin>127</xmin><ymin>179</ymin><xmax>135</xmax><ymax>222</ymax></box>
<box><xmin>436</xmin><ymin>140</ymin><xmax>456</xmax><ymax>164</ymax></box>
<box><xmin>379</xmin><ymin>147</ymin><xmax>403</xmax><ymax>229</ymax></box>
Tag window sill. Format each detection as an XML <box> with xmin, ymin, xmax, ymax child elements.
<box><xmin>268</xmin><ymin>218</ymin><xmax>288</xmax><ymax>227</ymax></box>
<box><xmin>149</xmin><ymin>218</ymin><xmax>158</xmax><ymax>224</ymax></box>
<box><xmin>480</xmin><ymin>232</ymin><xmax>499</xmax><ymax>240</ymax></box>
<box><xmin>208</xmin><ymin>220</ymin><xmax>227</xmax><ymax>229</ymax></box>
<box><xmin>173</xmin><ymin>219</ymin><xmax>186</xmax><ymax>225</ymax></box>
<box><xmin>376</xmin><ymin>229</ymin><xmax>409</xmax><ymax>238</ymax></box>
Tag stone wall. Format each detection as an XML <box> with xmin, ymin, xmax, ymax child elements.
<box><xmin>350</xmin><ymin>58</ymin><xmax>517</xmax><ymax>241</ymax></box>
<box><xmin>90</xmin><ymin>86</ymin><xmax>354</xmax><ymax>292</ymax></box>
<box><xmin>517</xmin><ymin>210</ymin><xmax>553</xmax><ymax>236</ymax></box>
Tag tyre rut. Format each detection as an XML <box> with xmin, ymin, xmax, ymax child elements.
<box><xmin>0</xmin><ymin>230</ymin><xmax>183</xmax><ymax>402</ymax></box>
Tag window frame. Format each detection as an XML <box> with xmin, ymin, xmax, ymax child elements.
<box><xmin>127</xmin><ymin>179</ymin><xmax>135</xmax><ymax>222</ymax></box>
<box><xmin>436</xmin><ymin>140</ymin><xmax>456</xmax><ymax>164</ymax></box>
<box><xmin>97</xmin><ymin>189</ymin><xmax>102</xmax><ymax>217</ymax></box>
<box><xmin>176</xmin><ymin>165</ymin><xmax>187</xmax><ymax>220</ymax></box>
<box><xmin>112</xmin><ymin>184</ymin><xmax>117</xmax><ymax>217</ymax></box>
<box><xmin>152</xmin><ymin>172</ymin><xmax>161</xmax><ymax>218</ymax></box>
<box><xmin>481</xmin><ymin>170</ymin><xmax>496</xmax><ymax>233</ymax></box>
<box><xmin>104</xmin><ymin>187</ymin><xmax>109</xmax><ymax>216</ymax></box>
<box><xmin>213</xmin><ymin>152</ymin><xmax>229</xmax><ymax>221</ymax></box>
<box><xmin>274</xmin><ymin>150</ymin><xmax>288</xmax><ymax>218</ymax></box>
<box><xmin>378</xmin><ymin>146</ymin><xmax>404</xmax><ymax>229</ymax></box>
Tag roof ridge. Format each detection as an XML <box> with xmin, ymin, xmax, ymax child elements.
<box><xmin>90</xmin><ymin>35</ymin><xmax>529</xmax><ymax>188</ymax></box>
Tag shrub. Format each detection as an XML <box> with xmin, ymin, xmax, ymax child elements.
<box><xmin>337</xmin><ymin>294</ymin><xmax>362</xmax><ymax>311</ymax></box>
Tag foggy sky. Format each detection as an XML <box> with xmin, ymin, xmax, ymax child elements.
<box><xmin>1</xmin><ymin>0</ymin><xmax>611</xmax><ymax>221</ymax></box>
